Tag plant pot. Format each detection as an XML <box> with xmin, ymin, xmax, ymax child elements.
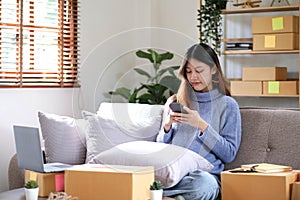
<box><xmin>150</xmin><ymin>189</ymin><xmax>163</xmax><ymax>200</ymax></box>
<box><xmin>25</xmin><ymin>187</ymin><xmax>39</xmax><ymax>200</ymax></box>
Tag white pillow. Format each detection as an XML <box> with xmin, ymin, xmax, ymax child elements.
<box><xmin>38</xmin><ymin>111</ymin><xmax>86</xmax><ymax>165</ymax></box>
<box><xmin>96</xmin><ymin>103</ymin><xmax>164</xmax><ymax>135</ymax></box>
<box><xmin>82</xmin><ymin>103</ymin><xmax>163</xmax><ymax>163</ymax></box>
<box><xmin>89</xmin><ymin>141</ymin><xmax>213</xmax><ymax>188</ymax></box>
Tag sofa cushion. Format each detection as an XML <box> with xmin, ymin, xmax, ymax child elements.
<box><xmin>89</xmin><ymin>141</ymin><xmax>213</xmax><ymax>188</ymax></box>
<box><xmin>83</xmin><ymin>103</ymin><xmax>164</xmax><ymax>163</ymax></box>
<box><xmin>38</xmin><ymin>111</ymin><xmax>86</xmax><ymax>165</ymax></box>
<box><xmin>225</xmin><ymin>107</ymin><xmax>300</xmax><ymax>170</ymax></box>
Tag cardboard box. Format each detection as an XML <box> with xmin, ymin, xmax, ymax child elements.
<box><xmin>253</xmin><ymin>33</ymin><xmax>299</xmax><ymax>51</ymax></box>
<box><xmin>65</xmin><ymin>164</ymin><xmax>154</xmax><ymax>200</ymax></box>
<box><xmin>252</xmin><ymin>15</ymin><xmax>299</xmax><ymax>34</ymax></box>
<box><xmin>242</xmin><ymin>67</ymin><xmax>287</xmax><ymax>81</ymax></box>
<box><xmin>221</xmin><ymin>169</ymin><xmax>298</xmax><ymax>200</ymax></box>
<box><xmin>295</xmin><ymin>170</ymin><xmax>300</xmax><ymax>181</ymax></box>
<box><xmin>263</xmin><ymin>81</ymin><xmax>299</xmax><ymax>95</ymax></box>
<box><xmin>292</xmin><ymin>182</ymin><xmax>300</xmax><ymax>200</ymax></box>
<box><xmin>231</xmin><ymin>81</ymin><xmax>262</xmax><ymax>95</ymax></box>
<box><xmin>25</xmin><ymin>170</ymin><xmax>65</xmax><ymax>197</ymax></box>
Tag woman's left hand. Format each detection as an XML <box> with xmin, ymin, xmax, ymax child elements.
<box><xmin>172</xmin><ymin>106</ymin><xmax>208</xmax><ymax>132</ymax></box>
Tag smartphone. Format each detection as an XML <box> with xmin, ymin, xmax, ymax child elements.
<box><xmin>169</xmin><ymin>103</ymin><xmax>188</xmax><ymax>114</ymax></box>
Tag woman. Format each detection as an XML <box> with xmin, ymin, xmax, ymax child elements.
<box><xmin>156</xmin><ymin>43</ymin><xmax>242</xmax><ymax>200</ymax></box>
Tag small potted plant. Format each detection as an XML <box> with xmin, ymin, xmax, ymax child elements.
<box><xmin>24</xmin><ymin>180</ymin><xmax>39</xmax><ymax>200</ymax></box>
<box><xmin>150</xmin><ymin>180</ymin><xmax>164</xmax><ymax>200</ymax></box>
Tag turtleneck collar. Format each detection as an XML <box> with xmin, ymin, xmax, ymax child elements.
<box><xmin>193</xmin><ymin>88</ymin><xmax>223</xmax><ymax>103</ymax></box>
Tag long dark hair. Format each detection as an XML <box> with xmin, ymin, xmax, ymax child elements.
<box><xmin>175</xmin><ymin>43</ymin><xmax>230</xmax><ymax>108</ymax></box>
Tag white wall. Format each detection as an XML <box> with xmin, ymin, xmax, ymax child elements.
<box><xmin>79</xmin><ymin>0</ymin><xmax>199</xmax><ymax>111</ymax></box>
<box><xmin>79</xmin><ymin>0</ymin><xmax>152</xmax><ymax>112</ymax></box>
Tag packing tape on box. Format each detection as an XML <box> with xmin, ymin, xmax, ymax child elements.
<box><xmin>291</xmin><ymin>182</ymin><xmax>300</xmax><ymax>200</ymax></box>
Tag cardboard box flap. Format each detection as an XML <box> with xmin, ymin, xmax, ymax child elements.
<box><xmin>67</xmin><ymin>164</ymin><xmax>154</xmax><ymax>173</ymax></box>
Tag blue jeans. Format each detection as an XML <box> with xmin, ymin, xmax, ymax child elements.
<box><xmin>163</xmin><ymin>170</ymin><xmax>220</xmax><ymax>200</ymax></box>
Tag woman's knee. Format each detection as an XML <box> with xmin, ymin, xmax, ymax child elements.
<box><xmin>163</xmin><ymin>170</ymin><xmax>220</xmax><ymax>199</ymax></box>
<box><xmin>188</xmin><ymin>170</ymin><xmax>218</xmax><ymax>189</ymax></box>
<box><xmin>183</xmin><ymin>171</ymin><xmax>220</xmax><ymax>200</ymax></box>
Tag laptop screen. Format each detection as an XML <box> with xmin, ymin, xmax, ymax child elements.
<box><xmin>13</xmin><ymin>125</ymin><xmax>45</xmax><ymax>172</ymax></box>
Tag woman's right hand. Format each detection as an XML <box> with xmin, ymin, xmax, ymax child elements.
<box><xmin>164</xmin><ymin>109</ymin><xmax>186</xmax><ymax>132</ymax></box>
<box><xmin>163</xmin><ymin>111</ymin><xmax>173</xmax><ymax>132</ymax></box>
<box><xmin>163</xmin><ymin>97</ymin><xmax>176</xmax><ymax>132</ymax></box>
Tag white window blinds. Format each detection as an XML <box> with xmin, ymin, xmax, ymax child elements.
<box><xmin>0</xmin><ymin>0</ymin><xmax>79</xmax><ymax>87</ymax></box>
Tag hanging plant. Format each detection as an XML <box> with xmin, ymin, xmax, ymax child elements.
<box><xmin>198</xmin><ymin>0</ymin><xmax>227</xmax><ymax>53</ymax></box>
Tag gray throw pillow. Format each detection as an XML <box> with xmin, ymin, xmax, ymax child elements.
<box><xmin>89</xmin><ymin>141</ymin><xmax>213</xmax><ymax>188</ymax></box>
<box><xmin>38</xmin><ymin>111</ymin><xmax>86</xmax><ymax>165</ymax></box>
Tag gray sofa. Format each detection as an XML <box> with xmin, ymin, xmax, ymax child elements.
<box><xmin>7</xmin><ymin>106</ymin><xmax>300</xmax><ymax>190</ymax></box>
<box><xmin>225</xmin><ymin>107</ymin><xmax>300</xmax><ymax>171</ymax></box>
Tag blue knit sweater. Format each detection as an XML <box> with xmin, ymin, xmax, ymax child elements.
<box><xmin>156</xmin><ymin>89</ymin><xmax>242</xmax><ymax>176</ymax></box>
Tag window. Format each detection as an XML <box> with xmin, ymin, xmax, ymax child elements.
<box><xmin>0</xmin><ymin>0</ymin><xmax>79</xmax><ymax>87</ymax></box>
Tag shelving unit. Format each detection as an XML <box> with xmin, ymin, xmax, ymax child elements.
<box><xmin>220</xmin><ymin>3</ymin><xmax>300</xmax><ymax>107</ymax></box>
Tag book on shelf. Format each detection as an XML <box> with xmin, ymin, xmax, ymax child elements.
<box><xmin>241</xmin><ymin>163</ymin><xmax>293</xmax><ymax>173</ymax></box>
<box><xmin>226</xmin><ymin>42</ymin><xmax>253</xmax><ymax>50</ymax></box>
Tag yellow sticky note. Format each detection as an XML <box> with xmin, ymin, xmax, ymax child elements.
<box><xmin>272</xmin><ymin>17</ymin><xmax>284</xmax><ymax>31</ymax></box>
<box><xmin>268</xmin><ymin>81</ymin><xmax>280</xmax><ymax>94</ymax></box>
<box><xmin>264</xmin><ymin>35</ymin><xmax>276</xmax><ymax>48</ymax></box>
<box><xmin>29</xmin><ymin>171</ymin><xmax>37</xmax><ymax>181</ymax></box>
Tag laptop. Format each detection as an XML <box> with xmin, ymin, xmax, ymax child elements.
<box><xmin>13</xmin><ymin>125</ymin><xmax>73</xmax><ymax>173</ymax></box>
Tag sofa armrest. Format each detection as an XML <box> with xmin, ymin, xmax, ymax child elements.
<box><xmin>8</xmin><ymin>154</ymin><xmax>24</xmax><ymax>190</ymax></box>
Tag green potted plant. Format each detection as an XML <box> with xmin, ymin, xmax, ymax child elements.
<box><xmin>198</xmin><ymin>0</ymin><xmax>227</xmax><ymax>53</ymax></box>
<box><xmin>24</xmin><ymin>180</ymin><xmax>39</xmax><ymax>200</ymax></box>
<box><xmin>150</xmin><ymin>180</ymin><xmax>164</xmax><ymax>200</ymax></box>
<box><xmin>109</xmin><ymin>49</ymin><xmax>180</xmax><ymax>105</ymax></box>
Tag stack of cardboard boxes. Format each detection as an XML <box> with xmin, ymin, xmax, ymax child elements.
<box><xmin>252</xmin><ymin>15</ymin><xmax>299</xmax><ymax>51</ymax></box>
<box><xmin>230</xmin><ymin>15</ymin><xmax>299</xmax><ymax>96</ymax></box>
<box><xmin>25</xmin><ymin>170</ymin><xmax>65</xmax><ymax>197</ymax></box>
<box><xmin>231</xmin><ymin>67</ymin><xmax>298</xmax><ymax>96</ymax></box>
